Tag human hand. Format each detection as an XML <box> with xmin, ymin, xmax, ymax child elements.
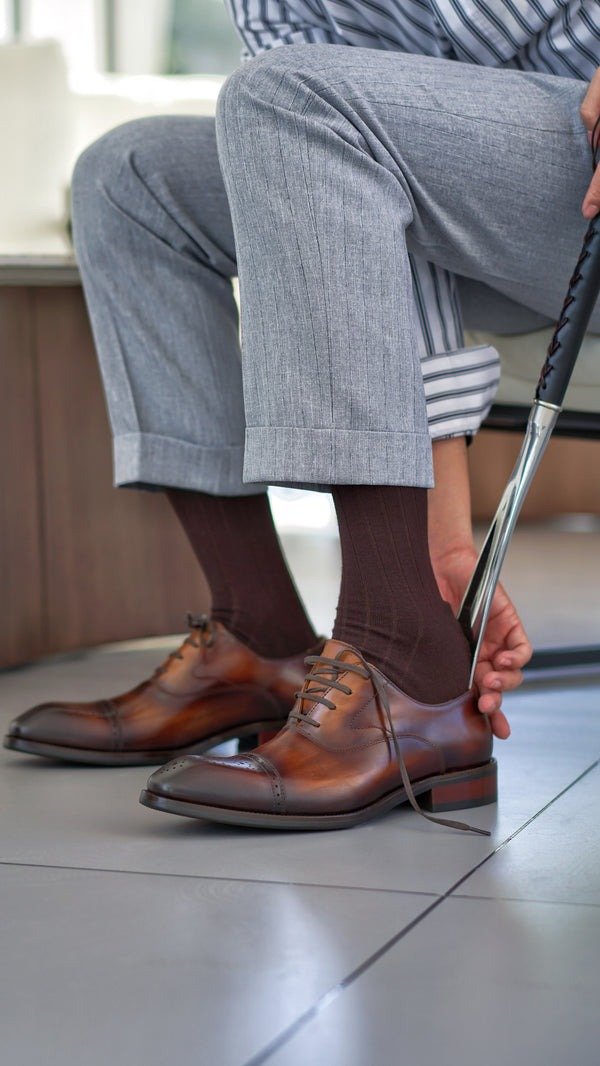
<box><xmin>431</xmin><ymin>544</ymin><xmax>533</xmax><ymax>740</ymax></box>
<box><xmin>580</xmin><ymin>67</ymin><xmax>600</xmax><ymax>219</ymax></box>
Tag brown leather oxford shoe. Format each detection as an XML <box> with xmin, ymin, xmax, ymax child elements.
<box><xmin>140</xmin><ymin>637</ymin><xmax>497</xmax><ymax>835</ymax></box>
<box><xmin>3</xmin><ymin>615</ymin><xmax>325</xmax><ymax>766</ymax></box>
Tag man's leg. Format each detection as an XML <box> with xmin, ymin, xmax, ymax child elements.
<box><xmin>166</xmin><ymin>489</ymin><xmax>317</xmax><ymax>658</ymax></box>
<box><xmin>137</xmin><ymin>47</ymin><xmax>592</xmax><ymax>830</ymax></box>
<box><xmin>331</xmin><ymin>483</ymin><xmax>471</xmax><ymax>704</ymax></box>
<box><xmin>211</xmin><ymin>46</ymin><xmax>594</xmax><ymax>697</ymax></box>
<box><xmin>4</xmin><ymin>116</ymin><xmax>321</xmax><ymax>766</ymax></box>
<box><xmin>68</xmin><ymin>110</ymin><xmax>495</xmax><ymax>679</ymax></box>
<box><xmin>214</xmin><ymin>45</ymin><xmax>593</xmax><ymax>493</ymax></box>
<box><xmin>69</xmin><ymin>114</ymin><xmax>317</xmax><ymax>658</ymax></box>
<box><xmin>71</xmin><ymin>116</ymin><xmax>253</xmax><ymax>497</ymax></box>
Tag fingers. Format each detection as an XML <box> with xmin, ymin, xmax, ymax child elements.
<box><xmin>474</xmin><ymin>660</ymin><xmax>522</xmax><ymax>716</ymax></box>
<box><xmin>491</xmin><ymin>613</ymin><xmax>533</xmax><ymax>670</ymax></box>
<box><xmin>476</xmin><ymin>688</ymin><xmax>511</xmax><ymax>739</ymax></box>
<box><xmin>493</xmin><ymin>644</ymin><xmax>532</xmax><ymax>671</ymax></box>
<box><xmin>582</xmin><ymin>167</ymin><xmax>600</xmax><ymax>219</ymax></box>
<box><xmin>477</xmin><ymin>686</ymin><xmax>506</xmax><ymax>717</ymax></box>
<box><xmin>474</xmin><ymin>650</ymin><xmax>519</xmax><ymax>737</ymax></box>
<box><xmin>475</xmin><ymin>677</ymin><xmax>514</xmax><ymax>740</ymax></box>
<box><xmin>581</xmin><ymin>68</ymin><xmax>600</xmax><ymax>218</ymax></box>
<box><xmin>580</xmin><ymin>68</ymin><xmax>600</xmax><ymax>134</ymax></box>
<box><xmin>481</xmin><ymin>667</ymin><xmax>523</xmax><ymax>692</ymax></box>
<box><xmin>478</xmin><ymin>689</ymin><xmax>502</xmax><ymax>714</ymax></box>
<box><xmin>488</xmin><ymin>709</ymin><xmax>511</xmax><ymax>741</ymax></box>
<box><xmin>475</xmin><ymin>666</ymin><xmax>507</xmax><ymax>721</ymax></box>
<box><xmin>470</xmin><ymin>580</ymin><xmax>534</xmax><ymax>739</ymax></box>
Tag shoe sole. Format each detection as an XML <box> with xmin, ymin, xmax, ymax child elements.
<box><xmin>139</xmin><ymin>757</ymin><xmax>498</xmax><ymax>830</ymax></box>
<box><xmin>2</xmin><ymin>720</ymin><xmax>286</xmax><ymax>767</ymax></box>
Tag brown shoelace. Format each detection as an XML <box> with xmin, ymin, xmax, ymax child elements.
<box><xmin>289</xmin><ymin>650</ymin><xmax>491</xmax><ymax>837</ymax></box>
<box><xmin>152</xmin><ymin>613</ymin><xmax>216</xmax><ymax>679</ymax></box>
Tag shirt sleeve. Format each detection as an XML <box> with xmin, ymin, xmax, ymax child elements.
<box><xmin>222</xmin><ymin>0</ymin><xmax>340</xmax><ymax>62</ymax></box>
<box><xmin>409</xmin><ymin>254</ymin><xmax>501</xmax><ymax>443</ymax></box>
<box><xmin>429</xmin><ymin>0</ymin><xmax>562</xmax><ymax>66</ymax></box>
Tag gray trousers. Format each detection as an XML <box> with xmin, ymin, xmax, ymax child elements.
<box><xmin>71</xmin><ymin>47</ymin><xmax>593</xmax><ymax>493</ymax></box>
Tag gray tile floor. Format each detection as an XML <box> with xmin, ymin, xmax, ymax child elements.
<box><xmin>1</xmin><ymin>522</ymin><xmax>599</xmax><ymax>1065</ymax></box>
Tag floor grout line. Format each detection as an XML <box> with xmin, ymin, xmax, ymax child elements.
<box><xmin>242</xmin><ymin>756</ymin><xmax>600</xmax><ymax>1066</ymax></box>
<box><xmin>445</xmin><ymin>759</ymin><xmax>599</xmax><ymax>896</ymax></box>
<box><xmin>0</xmin><ymin>858</ymin><xmax>441</xmax><ymax>898</ymax></box>
<box><xmin>450</xmin><ymin>893</ymin><xmax>600</xmax><ymax>908</ymax></box>
<box><xmin>4</xmin><ymin>856</ymin><xmax>598</xmax><ymax>910</ymax></box>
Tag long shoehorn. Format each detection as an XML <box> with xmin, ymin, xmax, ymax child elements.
<box><xmin>458</xmin><ymin>127</ymin><xmax>600</xmax><ymax>686</ymax></box>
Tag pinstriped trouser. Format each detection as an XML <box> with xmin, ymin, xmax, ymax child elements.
<box><xmin>213</xmin><ymin>46</ymin><xmax>597</xmax><ymax>488</ymax></box>
<box><xmin>71</xmin><ymin>47</ymin><xmax>593</xmax><ymax>493</ymax></box>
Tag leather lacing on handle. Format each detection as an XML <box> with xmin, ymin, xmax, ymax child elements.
<box><xmin>152</xmin><ymin>612</ymin><xmax>215</xmax><ymax>678</ymax></box>
<box><xmin>536</xmin><ymin>113</ymin><xmax>600</xmax><ymax>396</ymax></box>
<box><xmin>289</xmin><ymin>650</ymin><xmax>491</xmax><ymax>837</ymax></box>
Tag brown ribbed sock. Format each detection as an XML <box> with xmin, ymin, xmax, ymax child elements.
<box><xmin>331</xmin><ymin>484</ymin><xmax>471</xmax><ymax>703</ymax></box>
<box><xmin>167</xmin><ymin>489</ymin><xmax>318</xmax><ymax>659</ymax></box>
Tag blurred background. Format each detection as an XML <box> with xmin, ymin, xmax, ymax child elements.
<box><xmin>0</xmin><ymin>0</ymin><xmax>242</xmax><ymax>76</ymax></box>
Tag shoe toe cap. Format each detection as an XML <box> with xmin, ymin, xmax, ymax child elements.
<box><xmin>146</xmin><ymin>756</ymin><xmax>201</xmax><ymax>796</ymax></box>
<box><xmin>4</xmin><ymin>701</ymin><xmax>113</xmax><ymax>749</ymax></box>
<box><xmin>146</xmin><ymin>753</ymin><xmax>278</xmax><ymax>812</ymax></box>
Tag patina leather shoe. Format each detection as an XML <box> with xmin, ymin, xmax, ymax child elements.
<box><xmin>4</xmin><ymin>615</ymin><xmax>325</xmax><ymax>766</ymax></box>
<box><xmin>140</xmin><ymin>637</ymin><xmax>497</xmax><ymax>835</ymax></box>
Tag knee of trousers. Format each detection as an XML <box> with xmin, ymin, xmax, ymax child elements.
<box><xmin>70</xmin><ymin>115</ymin><xmax>217</xmax><ymax>250</ymax></box>
<box><xmin>215</xmin><ymin>43</ymin><xmax>358</xmax><ymax>158</ymax></box>
<box><xmin>71</xmin><ymin>119</ymin><xmax>155</xmax><ymax>241</ymax></box>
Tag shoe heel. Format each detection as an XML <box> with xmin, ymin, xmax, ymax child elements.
<box><xmin>420</xmin><ymin>758</ymin><xmax>497</xmax><ymax>813</ymax></box>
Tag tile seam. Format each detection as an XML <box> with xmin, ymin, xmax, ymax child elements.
<box><xmin>243</xmin><ymin>756</ymin><xmax>600</xmax><ymax>1066</ymax></box>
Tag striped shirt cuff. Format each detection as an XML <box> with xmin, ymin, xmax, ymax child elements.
<box><xmin>421</xmin><ymin>343</ymin><xmax>501</xmax><ymax>441</ymax></box>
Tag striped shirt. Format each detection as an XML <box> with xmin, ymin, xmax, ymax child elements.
<box><xmin>222</xmin><ymin>0</ymin><xmax>600</xmax><ymax>440</ymax></box>
<box><xmin>225</xmin><ymin>0</ymin><xmax>600</xmax><ymax>78</ymax></box>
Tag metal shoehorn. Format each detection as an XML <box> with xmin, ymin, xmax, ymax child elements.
<box><xmin>458</xmin><ymin>211</ymin><xmax>600</xmax><ymax>688</ymax></box>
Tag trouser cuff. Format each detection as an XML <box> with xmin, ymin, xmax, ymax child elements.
<box><xmin>113</xmin><ymin>433</ymin><xmax>267</xmax><ymax>495</ymax></box>
<box><xmin>243</xmin><ymin>427</ymin><xmax>434</xmax><ymax>488</ymax></box>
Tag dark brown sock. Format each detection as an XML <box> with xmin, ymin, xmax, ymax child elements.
<box><xmin>167</xmin><ymin>489</ymin><xmax>318</xmax><ymax>659</ymax></box>
<box><xmin>331</xmin><ymin>484</ymin><xmax>471</xmax><ymax>703</ymax></box>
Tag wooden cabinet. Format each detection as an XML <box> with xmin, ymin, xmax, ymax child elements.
<box><xmin>468</xmin><ymin>430</ymin><xmax>599</xmax><ymax>522</ymax></box>
<box><xmin>0</xmin><ymin>283</ymin><xmax>208</xmax><ymax>669</ymax></box>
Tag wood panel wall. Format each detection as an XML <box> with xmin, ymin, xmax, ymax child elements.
<box><xmin>0</xmin><ymin>289</ymin><xmax>44</xmax><ymax>664</ymax></box>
